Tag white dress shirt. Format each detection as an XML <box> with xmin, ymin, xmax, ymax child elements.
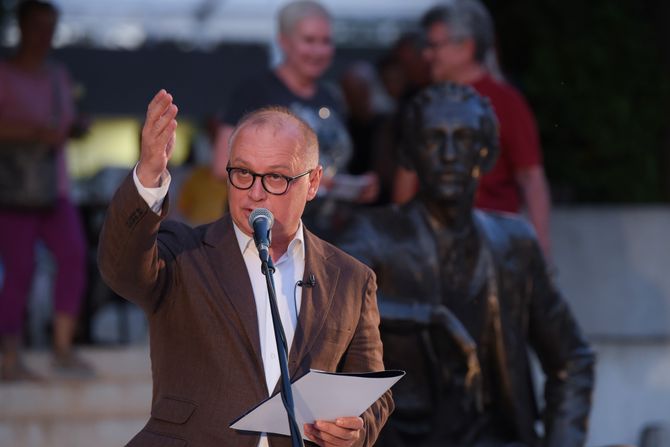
<box><xmin>134</xmin><ymin>167</ymin><xmax>305</xmax><ymax>447</ymax></box>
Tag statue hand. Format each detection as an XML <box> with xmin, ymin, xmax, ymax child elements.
<box><xmin>431</xmin><ymin>304</ymin><xmax>484</xmax><ymax>412</ymax></box>
<box><xmin>464</xmin><ymin>350</ymin><xmax>483</xmax><ymax>413</ymax></box>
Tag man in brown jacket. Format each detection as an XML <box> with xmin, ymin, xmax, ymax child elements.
<box><xmin>97</xmin><ymin>90</ymin><xmax>393</xmax><ymax>447</ymax></box>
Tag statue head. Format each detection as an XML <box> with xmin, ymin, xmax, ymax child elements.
<box><xmin>399</xmin><ymin>82</ymin><xmax>499</xmax><ymax>205</ymax></box>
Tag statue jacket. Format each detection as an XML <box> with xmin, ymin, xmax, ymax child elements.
<box><xmin>338</xmin><ymin>200</ymin><xmax>595</xmax><ymax>447</ymax></box>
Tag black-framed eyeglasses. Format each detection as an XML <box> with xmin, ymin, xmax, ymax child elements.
<box><xmin>226</xmin><ymin>167</ymin><xmax>314</xmax><ymax>195</ymax></box>
<box><xmin>423</xmin><ymin>37</ymin><xmax>463</xmax><ymax>51</ymax></box>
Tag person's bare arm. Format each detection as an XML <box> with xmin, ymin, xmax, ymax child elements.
<box><xmin>516</xmin><ymin>165</ymin><xmax>552</xmax><ymax>260</ymax></box>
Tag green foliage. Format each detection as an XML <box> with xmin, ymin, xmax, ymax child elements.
<box><xmin>487</xmin><ymin>0</ymin><xmax>669</xmax><ymax>202</ymax></box>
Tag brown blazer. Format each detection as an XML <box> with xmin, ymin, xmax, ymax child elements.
<box><xmin>98</xmin><ymin>174</ymin><xmax>393</xmax><ymax>447</ymax></box>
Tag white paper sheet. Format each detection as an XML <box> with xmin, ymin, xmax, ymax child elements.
<box><xmin>229</xmin><ymin>369</ymin><xmax>404</xmax><ymax>440</ymax></box>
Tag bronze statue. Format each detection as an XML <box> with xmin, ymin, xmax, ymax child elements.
<box><xmin>338</xmin><ymin>83</ymin><xmax>595</xmax><ymax>447</ymax></box>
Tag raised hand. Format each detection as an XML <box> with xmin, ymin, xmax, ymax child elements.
<box><xmin>137</xmin><ymin>89</ymin><xmax>178</xmax><ymax>187</ymax></box>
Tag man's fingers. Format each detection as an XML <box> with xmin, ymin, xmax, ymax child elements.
<box><xmin>304</xmin><ymin>425</ymin><xmax>325</xmax><ymax>446</ymax></box>
<box><xmin>142</xmin><ymin>90</ymin><xmax>178</xmax><ymax>159</ymax></box>
<box><xmin>307</xmin><ymin>419</ymin><xmax>361</xmax><ymax>446</ymax></box>
<box><xmin>146</xmin><ymin>89</ymin><xmax>172</xmax><ymax>125</ymax></box>
<box><xmin>335</xmin><ymin>417</ymin><xmax>364</xmax><ymax>430</ymax></box>
<box><xmin>147</xmin><ymin>103</ymin><xmax>178</xmax><ymax>148</ymax></box>
<box><xmin>153</xmin><ymin>109</ymin><xmax>178</xmax><ymax>150</ymax></box>
<box><xmin>164</xmin><ymin>126</ymin><xmax>177</xmax><ymax>158</ymax></box>
<box><xmin>137</xmin><ymin>90</ymin><xmax>178</xmax><ymax>185</ymax></box>
<box><xmin>153</xmin><ymin>103</ymin><xmax>179</xmax><ymax>135</ymax></box>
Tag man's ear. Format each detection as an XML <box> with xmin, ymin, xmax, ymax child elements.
<box><xmin>278</xmin><ymin>32</ymin><xmax>290</xmax><ymax>55</ymax></box>
<box><xmin>478</xmin><ymin>115</ymin><xmax>500</xmax><ymax>173</ymax></box>
<box><xmin>461</xmin><ymin>37</ymin><xmax>477</xmax><ymax>62</ymax></box>
<box><xmin>306</xmin><ymin>165</ymin><xmax>323</xmax><ymax>201</ymax></box>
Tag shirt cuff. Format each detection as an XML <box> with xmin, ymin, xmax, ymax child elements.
<box><xmin>132</xmin><ymin>165</ymin><xmax>171</xmax><ymax>215</ymax></box>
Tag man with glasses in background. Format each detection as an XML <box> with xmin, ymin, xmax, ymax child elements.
<box><xmin>394</xmin><ymin>0</ymin><xmax>552</xmax><ymax>261</ymax></box>
<box><xmin>98</xmin><ymin>91</ymin><xmax>393</xmax><ymax>447</ymax></box>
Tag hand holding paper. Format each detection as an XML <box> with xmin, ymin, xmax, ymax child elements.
<box><xmin>230</xmin><ymin>369</ymin><xmax>404</xmax><ymax>442</ymax></box>
<box><xmin>304</xmin><ymin>416</ymin><xmax>364</xmax><ymax>446</ymax></box>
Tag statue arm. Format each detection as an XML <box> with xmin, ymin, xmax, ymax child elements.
<box><xmin>380</xmin><ymin>298</ymin><xmax>477</xmax><ymax>356</ymax></box>
<box><xmin>527</xmin><ymin>253</ymin><xmax>596</xmax><ymax>447</ymax></box>
<box><xmin>377</xmin><ymin>297</ymin><xmax>432</xmax><ymax>326</ymax></box>
<box><xmin>379</xmin><ymin>297</ymin><xmax>482</xmax><ymax>409</ymax></box>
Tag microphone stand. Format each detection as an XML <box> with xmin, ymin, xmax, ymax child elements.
<box><xmin>261</xmin><ymin>256</ymin><xmax>304</xmax><ymax>447</ymax></box>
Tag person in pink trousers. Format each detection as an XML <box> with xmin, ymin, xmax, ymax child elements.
<box><xmin>0</xmin><ymin>0</ymin><xmax>92</xmax><ymax>381</ymax></box>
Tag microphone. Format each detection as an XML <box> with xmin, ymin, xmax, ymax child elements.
<box><xmin>249</xmin><ymin>208</ymin><xmax>274</xmax><ymax>264</ymax></box>
<box><xmin>297</xmin><ymin>274</ymin><xmax>316</xmax><ymax>288</ymax></box>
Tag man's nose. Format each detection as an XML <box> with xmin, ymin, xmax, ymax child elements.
<box><xmin>248</xmin><ymin>178</ymin><xmax>267</xmax><ymax>201</ymax></box>
<box><xmin>440</xmin><ymin>134</ymin><xmax>458</xmax><ymax>162</ymax></box>
<box><xmin>316</xmin><ymin>43</ymin><xmax>332</xmax><ymax>55</ymax></box>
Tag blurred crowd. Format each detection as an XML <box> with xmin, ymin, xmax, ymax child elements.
<box><xmin>0</xmin><ymin>0</ymin><xmax>563</xmax><ymax>443</ymax></box>
<box><xmin>5</xmin><ymin>2</ymin><xmax>632</xmax><ymax>447</ymax></box>
<box><xmin>0</xmin><ymin>0</ymin><xmax>550</xmax><ymax>376</ymax></box>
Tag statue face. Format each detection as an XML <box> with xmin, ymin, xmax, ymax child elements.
<box><xmin>413</xmin><ymin>99</ymin><xmax>487</xmax><ymax>203</ymax></box>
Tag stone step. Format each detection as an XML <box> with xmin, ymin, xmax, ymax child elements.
<box><xmin>0</xmin><ymin>418</ymin><xmax>148</xmax><ymax>447</ymax></box>
<box><xmin>5</xmin><ymin>345</ymin><xmax>152</xmax><ymax>382</ymax></box>
<box><xmin>0</xmin><ymin>346</ymin><xmax>152</xmax><ymax>447</ymax></box>
<box><xmin>1</xmin><ymin>379</ymin><xmax>152</xmax><ymax>420</ymax></box>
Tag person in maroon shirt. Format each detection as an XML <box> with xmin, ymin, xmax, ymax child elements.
<box><xmin>394</xmin><ymin>0</ymin><xmax>552</xmax><ymax>259</ymax></box>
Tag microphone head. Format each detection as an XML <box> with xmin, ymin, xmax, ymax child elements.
<box><xmin>248</xmin><ymin>208</ymin><xmax>274</xmax><ymax>229</ymax></box>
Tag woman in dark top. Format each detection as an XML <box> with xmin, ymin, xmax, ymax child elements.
<box><xmin>213</xmin><ymin>1</ymin><xmax>378</xmax><ymax>209</ymax></box>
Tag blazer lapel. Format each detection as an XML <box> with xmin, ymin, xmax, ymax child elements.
<box><xmin>203</xmin><ymin>215</ymin><xmax>263</xmax><ymax>372</ymax></box>
<box><xmin>288</xmin><ymin>229</ymin><xmax>340</xmax><ymax>377</ymax></box>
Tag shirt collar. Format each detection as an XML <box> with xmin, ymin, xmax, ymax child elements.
<box><xmin>233</xmin><ymin>220</ymin><xmax>305</xmax><ymax>262</ymax></box>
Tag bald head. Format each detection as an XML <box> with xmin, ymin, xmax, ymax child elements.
<box><xmin>229</xmin><ymin>106</ymin><xmax>319</xmax><ymax>169</ymax></box>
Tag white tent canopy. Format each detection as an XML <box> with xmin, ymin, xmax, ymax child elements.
<box><xmin>7</xmin><ymin>0</ymin><xmax>440</xmax><ymax>49</ymax></box>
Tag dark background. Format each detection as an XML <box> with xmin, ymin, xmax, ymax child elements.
<box><xmin>487</xmin><ymin>0</ymin><xmax>670</xmax><ymax>203</ymax></box>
